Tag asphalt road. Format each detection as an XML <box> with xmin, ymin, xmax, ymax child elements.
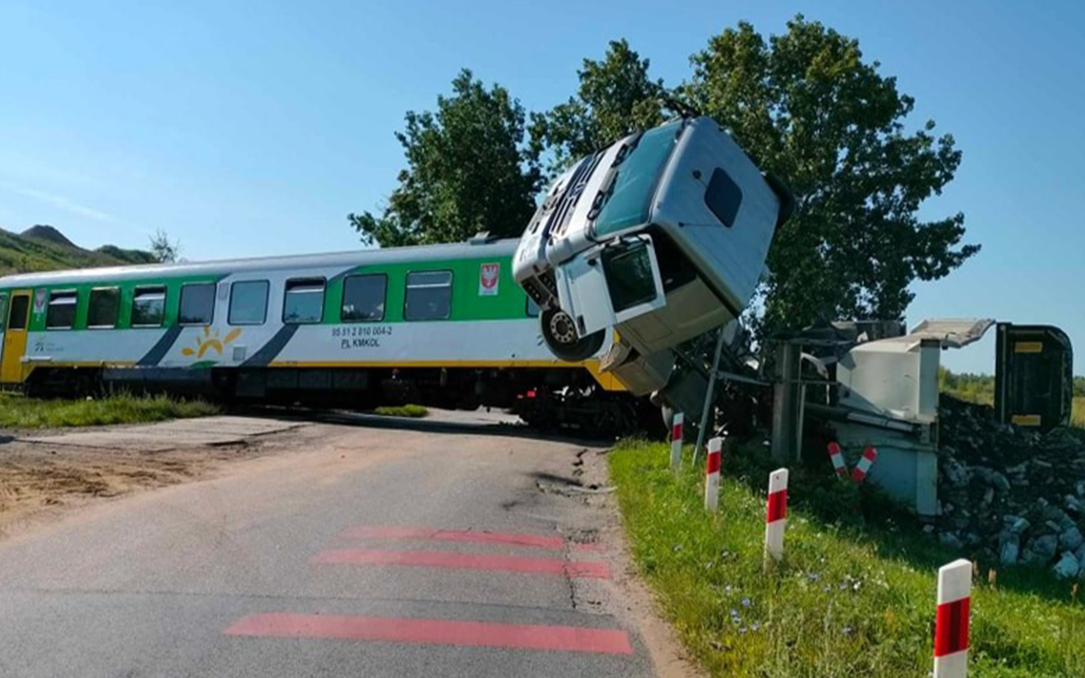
<box><xmin>0</xmin><ymin>414</ymin><xmax>660</xmax><ymax>678</ymax></box>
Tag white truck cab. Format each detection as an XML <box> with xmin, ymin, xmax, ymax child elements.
<box><xmin>514</xmin><ymin>116</ymin><xmax>792</xmax><ymax>395</ymax></box>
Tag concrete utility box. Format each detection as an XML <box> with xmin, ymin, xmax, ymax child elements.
<box><xmin>832</xmin><ymin>318</ymin><xmax>994</xmax><ymax>517</ymax></box>
<box><xmin>837</xmin><ymin>337</ymin><xmax>941</xmax><ymax>425</ymax></box>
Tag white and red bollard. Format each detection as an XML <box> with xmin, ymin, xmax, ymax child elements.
<box><xmin>764</xmin><ymin>468</ymin><xmax>788</xmax><ymax>564</ymax></box>
<box><xmin>851</xmin><ymin>445</ymin><xmax>878</xmax><ymax>485</ymax></box>
<box><xmin>934</xmin><ymin>558</ymin><xmax>972</xmax><ymax>678</ymax></box>
<box><xmin>670</xmin><ymin>412</ymin><xmax>684</xmax><ymax>473</ymax></box>
<box><xmin>704</xmin><ymin>436</ymin><xmax>722</xmax><ymax>512</ymax></box>
<box><xmin>827</xmin><ymin>441</ymin><xmax>848</xmax><ymax>479</ymax></box>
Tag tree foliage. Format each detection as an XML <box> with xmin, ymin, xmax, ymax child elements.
<box><xmin>349</xmin><ymin>69</ymin><xmax>541</xmax><ymax>247</ymax></box>
<box><xmin>529</xmin><ymin>39</ymin><xmax>666</xmax><ymax>175</ymax></box>
<box><xmin>685</xmin><ymin>16</ymin><xmax>979</xmax><ymax>332</ymax></box>
<box><xmin>350</xmin><ymin>17</ymin><xmax>979</xmax><ymax>332</ymax></box>
<box><xmin>149</xmin><ymin>228</ymin><xmax>180</xmax><ymax>263</ymax></box>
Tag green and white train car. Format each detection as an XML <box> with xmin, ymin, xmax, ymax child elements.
<box><xmin>0</xmin><ymin>238</ymin><xmax>644</xmax><ymax>431</ymax></box>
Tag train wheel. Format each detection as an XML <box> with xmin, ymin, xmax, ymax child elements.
<box><xmin>540</xmin><ymin>308</ymin><xmax>604</xmax><ymax>362</ymax></box>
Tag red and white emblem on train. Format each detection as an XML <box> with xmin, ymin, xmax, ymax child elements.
<box><xmin>479</xmin><ymin>263</ymin><xmax>500</xmax><ymax>296</ymax></box>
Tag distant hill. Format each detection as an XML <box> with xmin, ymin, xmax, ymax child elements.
<box><xmin>0</xmin><ymin>224</ymin><xmax>158</xmax><ymax>276</ymax></box>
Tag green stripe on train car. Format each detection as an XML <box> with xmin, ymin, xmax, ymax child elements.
<box><xmin>323</xmin><ymin>256</ymin><xmax>528</xmax><ymax>324</ymax></box>
<box><xmin>0</xmin><ymin>273</ymin><xmax>223</xmax><ymax>331</ymax></box>
<box><xmin>0</xmin><ymin>254</ymin><xmax>534</xmax><ymax>331</ymax></box>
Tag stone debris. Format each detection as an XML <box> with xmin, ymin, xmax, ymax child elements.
<box><xmin>935</xmin><ymin>395</ymin><xmax>1085</xmax><ymax>579</ymax></box>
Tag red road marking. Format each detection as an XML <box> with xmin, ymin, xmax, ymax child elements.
<box><xmin>312</xmin><ymin>548</ymin><xmax>611</xmax><ymax>579</ymax></box>
<box><xmin>224</xmin><ymin>613</ymin><xmax>633</xmax><ymax>655</ymax></box>
<box><xmin>342</xmin><ymin>526</ymin><xmax>565</xmax><ymax>549</ymax></box>
<box><xmin>340</xmin><ymin>526</ymin><xmax>603</xmax><ymax>552</ymax></box>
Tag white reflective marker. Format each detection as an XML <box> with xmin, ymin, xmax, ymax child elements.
<box><xmin>764</xmin><ymin>468</ymin><xmax>789</xmax><ymax>564</ymax></box>
<box><xmin>670</xmin><ymin>412</ymin><xmax>684</xmax><ymax>474</ymax></box>
<box><xmin>704</xmin><ymin>436</ymin><xmax>722</xmax><ymax>512</ymax></box>
<box><xmin>934</xmin><ymin>558</ymin><xmax>972</xmax><ymax>678</ymax></box>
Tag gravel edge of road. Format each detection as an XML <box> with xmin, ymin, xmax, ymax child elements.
<box><xmin>581</xmin><ymin>446</ymin><xmax>707</xmax><ymax>678</ymax></box>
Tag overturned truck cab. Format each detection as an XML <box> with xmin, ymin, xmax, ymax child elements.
<box><xmin>514</xmin><ymin>116</ymin><xmax>793</xmax><ymax>396</ymax></box>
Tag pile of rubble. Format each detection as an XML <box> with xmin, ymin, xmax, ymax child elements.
<box><xmin>936</xmin><ymin>395</ymin><xmax>1085</xmax><ymax>579</ymax></box>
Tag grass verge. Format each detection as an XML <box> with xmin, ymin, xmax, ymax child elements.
<box><xmin>373</xmin><ymin>404</ymin><xmax>428</xmax><ymax>418</ymax></box>
<box><xmin>0</xmin><ymin>393</ymin><xmax>220</xmax><ymax>428</ymax></box>
<box><xmin>609</xmin><ymin>439</ymin><xmax>1085</xmax><ymax>677</ymax></box>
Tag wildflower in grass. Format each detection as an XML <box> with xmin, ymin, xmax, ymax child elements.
<box><xmin>738</xmin><ymin>626</ymin><xmax>747</xmax><ymax>634</ymax></box>
<box><xmin>843</xmin><ymin>626</ymin><xmax>853</xmax><ymax>635</ymax></box>
<box><xmin>741</xmin><ymin>597</ymin><xmax>751</xmax><ymax>607</ymax></box>
<box><xmin>750</xmin><ymin>622</ymin><xmax>761</xmax><ymax>632</ymax></box>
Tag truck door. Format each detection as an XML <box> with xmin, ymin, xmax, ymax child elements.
<box><xmin>995</xmin><ymin>322</ymin><xmax>1073</xmax><ymax>431</ymax></box>
<box><xmin>1</xmin><ymin>291</ymin><xmax>31</xmax><ymax>384</ymax></box>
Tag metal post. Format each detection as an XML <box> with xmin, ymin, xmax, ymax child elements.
<box><xmin>692</xmin><ymin>325</ymin><xmax>727</xmax><ymax>468</ymax></box>
<box><xmin>770</xmin><ymin>341</ymin><xmax>802</xmax><ymax>464</ymax></box>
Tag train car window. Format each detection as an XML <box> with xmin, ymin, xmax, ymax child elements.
<box><xmin>526</xmin><ymin>296</ymin><xmax>540</xmax><ymax>317</ymax></box>
<box><xmin>46</xmin><ymin>290</ymin><xmax>78</xmax><ymax>329</ymax></box>
<box><xmin>229</xmin><ymin>280</ymin><xmax>269</xmax><ymax>325</ymax></box>
<box><xmin>132</xmin><ymin>286</ymin><xmax>167</xmax><ymax>327</ymax></box>
<box><xmin>341</xmin><ymin>274</ymin><xmax>386</xmax><ymax>322</ymax></box>
<box><xmin>404</xmin><ymin>271</ymin><xmax>452</xmax><ymax>321</ymax></box>
<box><xmin>88</xmin><ymin>287</ymin><xmax>120</xmax><ymax>328</ymax></box>
<box><xmin>179</xmin><ymin>283</ymin><xmax>215</xmax><ymax>325</ymax></box>
<box><xmin>283</xmin><ymin>278</ymin><xmax>325</xmax><ymax>324</ymax></box>
<box><xmin>0</xmin><ymin>294</ymin><xmax>7</xmax><ymax>331</ymax></box>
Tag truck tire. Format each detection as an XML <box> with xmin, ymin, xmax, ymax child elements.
<box><xmin>540</xmin><ymin>308</ymin><xmax>605</xmax><ymax>362</ymax></box>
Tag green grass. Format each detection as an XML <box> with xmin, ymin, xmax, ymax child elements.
<box><xmin>1073</xmin><ymin>397</ymin><xmax>1085</xmax><ymax>429</ymax></box>
<box><xmin>609</xmin><ymin>439</ymin><xmax>1085</xmax><ymax>678</ymax></box>
<box><xmin>0</xmin><ymin>393</ymin><xmax>220</xmax><ymax>428</ymax></box>
<box><xmin>373</xmin><ymin>404</ymin><xmax>428</xmax><ymax>418</ymax></box>
<box><xmin>0</xmin><ymin>226</ymin><xmax>153</xmax><ymax>277</ymax></box>
<box><xmin>940</xmin><ymin>368</ymin><xmax>1085</xmax><ymax>430</ymax></box>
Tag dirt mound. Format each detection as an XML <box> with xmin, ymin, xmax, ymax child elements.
<box><xmin>936</xmin><ymin>395</ymin><xmax>1085</xmax><ymax>578</ymax></box>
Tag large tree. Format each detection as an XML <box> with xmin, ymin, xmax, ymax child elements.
<box><xmin>349</xmin><ymin>70</ymin><xmax>541</xmax><ymax>247</ymax></box>
<box><xmin>685</xmin><ymin>16</ymin><xmax>979</xmax><ymax>332</ymax></box>
<box><xmin>530</xmin><ymin>39</ymin><xmax>666</xmax><ymax>175</ymax></box>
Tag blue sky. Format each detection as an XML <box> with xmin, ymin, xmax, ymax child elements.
<box><xmin>1</xmin><ymin>1</ymin><xmax>1082</xmax><ymax>373</ymax></box>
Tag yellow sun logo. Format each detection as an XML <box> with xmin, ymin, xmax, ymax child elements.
<box><xmin>182</xmin><ymin>326</ymin><xmax>242</xmax><ymax>359</ymax></box>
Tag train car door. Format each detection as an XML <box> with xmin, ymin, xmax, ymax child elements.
<box><xmin>1</xmin><ymin>291</ymin><xmax>31</xmax><ymax>384</ymax></box>
<box><xmin>0</xmin><ymin>293</ymin><xmax>6</xmax><ymax>370</ymax></box>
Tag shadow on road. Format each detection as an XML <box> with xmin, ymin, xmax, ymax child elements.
<box><xmin>232</xmin><ymin>405</ymin><xmax>618</xmax><ymax>447</ymax></box>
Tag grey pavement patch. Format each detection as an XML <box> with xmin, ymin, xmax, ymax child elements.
<box><xmin>19</xmin><ymin>416</ymin><xmax>304</xmax><ymax>451</ymax></box>
<box><xmin>0</xmin><ymin>419</ymin><xmax>653</xmax><ymax>678</ymax></box>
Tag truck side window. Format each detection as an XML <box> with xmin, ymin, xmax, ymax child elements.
<box><xmin>704</xmin><ymin>167</ymin><xmax>743</xmax><ymax>228</ymax></box>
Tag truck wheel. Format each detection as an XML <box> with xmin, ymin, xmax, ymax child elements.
<box><xmin>540</xmin><ymin>308</ymin><xmax>605</xmax><ymax>362</ymax></box>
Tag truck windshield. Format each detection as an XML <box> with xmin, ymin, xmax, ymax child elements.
<box><xmin>592</xmin><ymin>121</ymin><xmax>681</xmax><ymax>238</ymax></box>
